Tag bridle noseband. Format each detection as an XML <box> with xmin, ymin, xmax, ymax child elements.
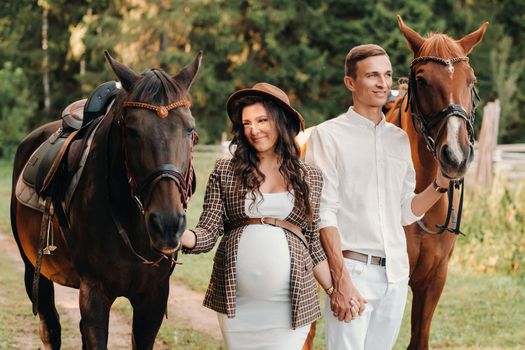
<box><xmin>406</xmin><ymin>55</ymin><xmax>480</xmax><ymax>236</ymax></box>
<box><xmin>120</xmin><ymin>100</ymin><xmax>197</xmax><ymax>213</ymax></box>
<box><xmin>406</xmin><ymin>56</ymin><xmax>479</xmax><ymax>156</ymax></box>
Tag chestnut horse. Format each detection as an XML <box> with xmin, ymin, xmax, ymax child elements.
<box><xmin>385</xmin><ymin>17</ymin><xmax>488</xmax><ymax>349</ymax></box>
<box><xmin>298</xmin><ymin>17</ymin><xmax>488</xmax><ymax>350</ymax></box>
<box><xmin>10</xmin><ymin>51</ymin><xmax>201</xmax><ymax>349</ymax></box>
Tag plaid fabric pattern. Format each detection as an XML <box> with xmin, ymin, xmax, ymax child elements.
<box><xmin>185</xmin><ymin>158</ymin><xmax>326</xmax><ymax>328</ymax></box>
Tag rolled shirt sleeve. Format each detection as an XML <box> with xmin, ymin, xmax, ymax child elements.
<box><xmin>400</xmin><ymin>148</ymin><xmax>424</xmax><ymax>226</ymax></box>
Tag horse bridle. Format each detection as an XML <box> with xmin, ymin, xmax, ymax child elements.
<box><xmin>120</xmin><ymin>100</ymin><xmax>197</xmax><ymax>214</ymax></box>
<box><xmin>406</xmin><ymin>55</ymin><xmax>480</xmax><ymax>236</ymax></box>
<box><xmin>107</xmin><ymin>98</ymin><xmax>197</xmax><ymax>268</ymax></box>
<box><xmin>406</xmin><ymin>56</ymin><xmax>479</xmax><ymax>156</ymax></box>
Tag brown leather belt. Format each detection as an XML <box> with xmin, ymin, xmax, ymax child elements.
<box><xmin>226</xmin><ymin>217</ymin><xmax>308</xmax><ymax>248</ymax></box>
<box><xmin>342</xmin><ymin>250</ymin><xmax>387</xmax><ymax>267</ymax></box>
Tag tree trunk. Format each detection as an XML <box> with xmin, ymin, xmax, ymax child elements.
<box><xmin>42</xmin><ymin>6</ymin><xmax>50</xmax><ymax>112</ymax></box>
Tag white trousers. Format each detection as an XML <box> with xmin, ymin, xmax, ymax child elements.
<box><xmin>325</xmin><ymin>258</ymin><xmax>409</xmax><ymax>350</ymax></box>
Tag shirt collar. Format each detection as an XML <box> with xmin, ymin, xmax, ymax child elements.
<box><xmin>346</xmin><ymin>106</ymin><xmax>386</xmax><ymax>129</ymax></box>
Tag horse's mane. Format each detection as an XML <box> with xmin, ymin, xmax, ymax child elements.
<box><xmin>108</xmin><ymin>68</ymin><xmax>189</xmax><ymax>121</ymax></box>
<box><xmin>129</xmin><ymin>68</ymin><xmax>189</xmax><ymax>104</ymax></box>
<box><xmin>418</xmin><ymin>33</ymin><xmax>465</xmax><ymax>58</ymax></box>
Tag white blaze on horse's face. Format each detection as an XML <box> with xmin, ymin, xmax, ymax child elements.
<box><xmin>446</xmin><ymin>117</ymin><xmax>465</xmax><ymax>164</ymax></box>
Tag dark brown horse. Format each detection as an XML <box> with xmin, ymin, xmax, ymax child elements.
<box><xmin>10</xmin><ymin>51</ymin><xmax>202</xmax><ymax>349</ymax></box>
<box><xmin>386</xmin><ymin>17</ymin><xmax>488</xmax><ymax>349</ymax></box>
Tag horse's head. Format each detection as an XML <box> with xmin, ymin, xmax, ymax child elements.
<box><xmin>105</xmin><ymin>51</ymin><xmax>202</xmax><ymax>255</ymax></box>
<box><xmin>398</xmin><ymin>16</ymin><xmax>488</xmax><ymax>179</ymax></box>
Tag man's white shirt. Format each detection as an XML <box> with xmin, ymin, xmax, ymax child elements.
<box><xmin>305</xmin><ymin>106</ymin><xmax>422</xmax><ymax>283</ymax></box>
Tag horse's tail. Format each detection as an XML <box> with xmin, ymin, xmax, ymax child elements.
<box><xmin>10</xmin><ymin>141</ymin><xmax>35</xmax><ymax>266</ymax></box>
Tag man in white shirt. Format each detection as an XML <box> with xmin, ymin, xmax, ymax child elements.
<box><xmin>305</xmin><ymin>44</ymin><xmax>451</xmax><ymax>349</ymax></box>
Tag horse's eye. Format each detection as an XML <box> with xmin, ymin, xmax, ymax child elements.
<box><xmin>126</xmin><ymin>127</ymin><xmax>140</xmax><ymax>138</ymax></box>
<box><xmin>416</xmin><ymin>76</ymin><xmax>427</xmax><ymax>86</ymax></box>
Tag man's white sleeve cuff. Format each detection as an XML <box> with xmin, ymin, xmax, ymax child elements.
<box><xmin>319</xmin><ymin>211</ymin><xmax>339</xmax><ymax>230</ymax></box>
<box><xmin>401</xmin><ymin>195</ymin><xmax>424</xmax><ymax>226</ymax></box>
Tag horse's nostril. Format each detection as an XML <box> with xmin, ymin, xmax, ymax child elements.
<box><xmin>440</xmin><ymin>145</ymin><xmax>451</xmax><ymax>164</ymax></box>
<box><xmin>149</xmin><ymin>213</ymin><xmax>164</xmax><ymax>234</ymax></box>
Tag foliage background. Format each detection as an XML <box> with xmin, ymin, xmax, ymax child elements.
<box><xmin>1</xmin><ymin>0</ymin><xmax>524</xmax><ymax>149</ymax></box>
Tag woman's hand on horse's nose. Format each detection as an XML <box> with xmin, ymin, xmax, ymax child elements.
<box><xmin>181</xmin><ymin>229</ymin><xmax>196</xmax><ymax>249</ymax></box>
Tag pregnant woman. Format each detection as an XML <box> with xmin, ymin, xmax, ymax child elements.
<box><xmin>181</xmin><ymin>83</ymin><xmax>340</xmax><ymax>349</ymax></box>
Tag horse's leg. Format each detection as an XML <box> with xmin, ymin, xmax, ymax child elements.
<box><xmin>78</xmin><ymin>279</ymin><xmax>114</xmax><ymax>350</ymax></box>
<box><xmin>23</xmin><ymin>259</ymin><xmax>61</xmax><ymax>350</ymax></box>
<box><xmin>130</xmin><ymin>280</ymin><xmax>169</xmax><ymax>350</ymax></box>
<box><xmin>408</xmin><ymin>263</ymin><xmax>449</xmax><ymax>350</ymax></box>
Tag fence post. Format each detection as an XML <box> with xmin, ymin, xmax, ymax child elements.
<box><xmin>475</xmin><ymin>99</ymin><xmax>500</xmax><ymax>186</ymax></box>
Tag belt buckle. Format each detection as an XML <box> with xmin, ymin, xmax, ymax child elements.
<box><xmin>260</xmin><ymin>216</ymin><xmax>270</xmax><ymax>226</ymax></box>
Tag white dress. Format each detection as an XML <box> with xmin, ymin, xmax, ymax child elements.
<box><xmin>217</xmin><ymin>191</ymin><xmax>310</xmax><ymax>350</ymax></box>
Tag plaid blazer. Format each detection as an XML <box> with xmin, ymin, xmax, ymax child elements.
<box><xmin>185</xmin><ymin>158</ymin><xmax>326</xmax><ymax>328</ymax></box>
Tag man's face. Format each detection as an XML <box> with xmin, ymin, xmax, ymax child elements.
<box><xmin>345</xmin><ymin>55</ymin><xmax>393</xmax><ymax>108</ymax></box>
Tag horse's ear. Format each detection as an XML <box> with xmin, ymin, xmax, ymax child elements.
<box><xmin>397</xmin><ymin>15</ymin><xmax>425</xmax><ymax>56</ymax></box>
<box><xmin>173</xmin><ymin>51</ymin><xmax>203</xmax><ymax>91</ymax></box>
<box><xmin>456</xmin><ymin>22</ymin><xmax>489</xmax><ymax>55</ymax></box>
<box><xmin>104</xmin><ymin>50</ymin><xmax>140</xmax><ymax>91</ymax></box>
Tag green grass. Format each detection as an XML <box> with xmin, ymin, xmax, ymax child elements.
<box><xmin>114</xmin><ymin>298</ymin><xmax>224</xmax><ymax>349</ymax></box>
<box><xmin>0</xmin><ymin>158</ymin><xmax>12</xmax><ymax>233</ymax></box>
<box><xmin>176</xmin><ymin>155</ymin><xmax>525</xmax><ymax>349</ymax></box>
<box><xmin>174</xmin><ymin>154</ymin><xmax>219</xmax><ymax>292</ymax></box>
<box><xmin>0</xmin><ymin>154</ymin><xmax>223</xmax><ymax>348</ymax></box>
<box><xmin>2</xmin><ymin>154</ymin><xmax>525</xmax><ymax>349</ymax></box>
<box><xmin>394</xmin><ymin>264</ymin><xmax>525</xmax><ymax>349</ymax></box>
<box><xmin>0</xmin><ymin>252</ymin><xmax>40</xmax><ymax>348</ymax></box>
<box><xmin>0</xmin><ymin>251</ymin><xmax>82</xmax><ymax>349</ymax></box>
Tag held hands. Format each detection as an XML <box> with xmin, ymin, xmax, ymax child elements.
<box><xmin>330</xmin><ymin>274</ymin><xmax>367</xmax><ymax>323</ymax></box>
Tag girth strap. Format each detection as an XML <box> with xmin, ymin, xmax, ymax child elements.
<box><xmin>32</xmin><ymin>197</ymin><xmax>53</xmax><ymax>315</ymax></box>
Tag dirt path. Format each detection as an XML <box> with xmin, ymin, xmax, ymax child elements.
<box><xmin>0</xmin><ymin>233</ymin><xmax>220</xmax><ymax>348</ymax></box>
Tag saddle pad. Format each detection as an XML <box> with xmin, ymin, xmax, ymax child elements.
<box><xmin>16</xmin><ymin>106</ymin><xmax>108</xmax><ymax>213</ymax></box>
<box><xmin>22</xmin><ymin>129</ymin><xmax>68</xmax><ymax>194</ymax></box>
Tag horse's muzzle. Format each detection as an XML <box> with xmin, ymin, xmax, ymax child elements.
<box><xmin>147</xmin><ymin>211</ymin><xmax>186</xmax><ymax>253</ymax></box>
<box><xmin>438</xmin><ymin>143</ymin><xmax>474</xmax><ymax>179</ymax></box>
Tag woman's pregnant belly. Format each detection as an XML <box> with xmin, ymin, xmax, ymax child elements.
<box><xmin>236</xmin><ymin>224</ymin><xmax>291</xmax><ymax>301</ymax></box>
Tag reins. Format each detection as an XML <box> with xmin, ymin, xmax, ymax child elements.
<box><xmin>404</xmin><ymin>55</ymin><xmax>478</xmax><ymax>236</ymax></box>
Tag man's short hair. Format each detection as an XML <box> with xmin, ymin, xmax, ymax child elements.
<box><xmin>344</xmin><ymin>44</ymin><xmax>388</xmax><ymax>78</ymax></box>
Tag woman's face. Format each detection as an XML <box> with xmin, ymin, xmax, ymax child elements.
<box><xmin>241</xmin><ymin>102</ymin><xmax>279</xmax><ymax>156</ymax></box>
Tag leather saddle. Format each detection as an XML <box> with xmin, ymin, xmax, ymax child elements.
<box><xmin>22</xmin><ymin>81</ymin><xmax>118</xmax><ymax>196</ymax></box>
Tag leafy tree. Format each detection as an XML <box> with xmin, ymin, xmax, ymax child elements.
<box><xmin>1</xmin><ymin>0</ymin><xmax>524</xmax><ymax>150</ymax></box>
<box><xmin>490</xmin><ymin>37</ymin><xmax>525</xmax><ymax>143</ymax></box>
<box><xmin>0</xmin><ymin>62</ymin><xmax>37</xmax><ymax>157</ymax></box>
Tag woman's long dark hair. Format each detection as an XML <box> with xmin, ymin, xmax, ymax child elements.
<box><xmin>229</xmin><ymin>95</ymin><xmax>312</xmax><ymax>221</ymax></box>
